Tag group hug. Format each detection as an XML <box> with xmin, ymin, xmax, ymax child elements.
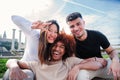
<box><xmin>3</xmin><ymin>12</ymin><xmax>120</xmax><ymax>80</ymax></box>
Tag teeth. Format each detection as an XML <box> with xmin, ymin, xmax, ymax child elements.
<box><xmin>54</xmin><ymin>51</ymin><xmax>59</xmax><ymax>55</ymax></box>
<box><xmin>49</xmin><ymin>37</ymin><xmax>54</xmax><ymax>40</ymax></box>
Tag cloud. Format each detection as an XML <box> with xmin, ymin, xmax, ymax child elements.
<box><xmin>83</xmin><ymin>15</ymin><xmax>100</xmax><ymax>28</ymax></box>
<box><xmin>83</xmin><ymin>10</ymin><xmax>120</xmax><ymax>44</ymax></box>
<box><xmin>0</xmin><ymin>0</ymin><xmax>54</xmax><ymax>42</ymax></box>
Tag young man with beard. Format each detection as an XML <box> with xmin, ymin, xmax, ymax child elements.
<box><xmin>66</xmin><ymin>12</ymin><xmax>120</xmax><ymax>80</ymax></box>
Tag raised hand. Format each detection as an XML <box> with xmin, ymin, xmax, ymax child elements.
<box><xmin>31</xmin><ymin>20</ymin><xmax>51</xmax><ymax>31</ymax></box>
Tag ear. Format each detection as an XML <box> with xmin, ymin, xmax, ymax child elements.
<box><xmin>83</xmin><ymin>20</ymin><xmax>85</xmax><ymax>27</ymax></box>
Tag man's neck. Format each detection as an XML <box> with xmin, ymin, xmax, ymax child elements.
<box><xmin>77</xmin><ymin>30</ymin><xmax>87</xmax><ymax>41</ymax></box>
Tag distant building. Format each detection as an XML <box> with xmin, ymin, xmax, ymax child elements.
<box><xmin>3</xmin><ymin>31</ymin><xmax>7</xmax><ymax>39</ymax></box>
<box><xmin>0</xmin><ymin>31</ymin><xmax>18</xmax><ymax>51</ymax></box>
<box><xmin>0</xmin><ymin>30</ymin><xmax>25</xmax><ymax>56</ymax></box>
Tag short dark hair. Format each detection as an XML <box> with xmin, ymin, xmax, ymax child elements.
<box><xmin>66</xmin><ymin>12</ymin><xmax>82</xmax><ymax>22</ymax></box>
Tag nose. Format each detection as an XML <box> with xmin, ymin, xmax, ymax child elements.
<box><xmin>73</xmin><ymin>25</ymin><xmax>78</xmax><ymax>30</ymax></box>
<box><xmin>55</xmin><ymin>46</ymin><xmax>60</xmax><ymax>51</ymax></box>
<box><xmin>50</xmin><ymin>32</ymin><xmax>57</xmax><ymax>37</ymax></box>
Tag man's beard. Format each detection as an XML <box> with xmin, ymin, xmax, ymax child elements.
<box><xmin>76</xmin><ymin>33</ymin><xmax>84</xmax><ymax>39</ymax></box>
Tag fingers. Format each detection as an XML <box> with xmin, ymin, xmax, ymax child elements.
<box><xmin>21</xmin><ymin>72</ymin><xmax>28</xmax><ymax>79</ymax></box>
<box><xmin>9</xmin><ymin>69</ymin><xmax>28</xmax><ymax>80</ymax></box>
<box><xmin>113</xmin><ymin>71</ymin><xmax>118</xmax><ymax>80</ymax></box>
<box><xmin>10</xmin><ymin>72</ymin><xmax>21</xmax><ymax>80</ymax></box>
<box><xmin>31</xmin><ymin>20</ymin><xmax>43</xmax><ymax>29</ymax></box>
<box><xmin>113</xmin><ymin>70</ymin><xmax>120</xmax><ymax>80</ymax></box>
<box><xmin>67</xmin><ymin>73</ymin><xmax>77</xmax><ymax>80</ymax></box>
<box><xmin>117</xmin><ymin>71</ymin><xmax>120</xmax><ymax>79</ymax></box>
<box><xmin>10</xmin><ymin>73</ymin><xmax>28</xmax><ymax>80</ymax></box>
<box><xmin>67</xmin><ymin>65</ymin><xmax>79</xmax><ymax>80</ymax></box>
<box><xmin>101</xmin><ymin>59</ymin><xmax>107</xmax><ymax>67</ymax></box>
<box><xmin>108</xmin><ymin>68</ymin><xmax>119</xmax><ymax>80</ymax></box>
<box><xmin>107</xmin><ymin>67</ymin><xmax>112</xmax><ymax>75</ymax></box>
<box><xmin>32</xmin><ymin>20</ymin><xmax>51</xmax><ymax>29</ymax></box>
<box><xmin>93</xmin><ymin>58</ymin><xmax>107</xmax><ymax>67</ymax></box>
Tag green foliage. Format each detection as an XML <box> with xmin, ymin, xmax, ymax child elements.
<box><xmin>0</xmin><ymin>59</ymin><xmax>8</xmax><ymax>78</ymax></box>
<box><xmin>102</xmin><ymin>54</ymin><xmax>109</xmax><ymax>58</ymax></box>
<box><xmin>102</xmin><ymin>53</ymin><xmax>120</xmax><ymax>59</ymax></box>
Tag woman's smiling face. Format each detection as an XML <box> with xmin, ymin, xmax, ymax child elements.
<box><xmin>46</xmin><ymin>24</ymin><xmax>58</xmax><ymax>43</ymax></box>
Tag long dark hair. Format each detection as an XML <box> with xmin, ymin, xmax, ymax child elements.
<box><xmin>38</xmin><ymin>20</ymin><xmax>59</xmax><ymax>64</ymax></box>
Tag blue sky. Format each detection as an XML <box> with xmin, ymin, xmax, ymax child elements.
<box><xmin>0</xmin><ymin>0</ymin><xmax>120</xmax><ymax>45</ymax></box>
<box><xmin>59</xmin><ymin>0</ymin><xmax>120</xmax><ymax>45</ymax></box>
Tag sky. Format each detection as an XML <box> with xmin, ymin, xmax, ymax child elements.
<box><xmin>0</xmin><ymin>0</ymin><xmax>120</xmax><ymax>45</ymax></box>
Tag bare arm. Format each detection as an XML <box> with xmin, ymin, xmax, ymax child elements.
<box><xmin>105</xmin><ymin>46</ymin><xmax>120</xmax><ymax>80</ymax></box>
<box><xmin>79</xmin><ymin>57</ymin><xmax>107</xmax><ymax>70</ymax></box>
<box><xmin>105</xmin><ymin>46</ymin><xmax>119</xmax><ymax>62</ymax></box>
<box><xmin>73</xmin><ymin>57</ymin><xmax>107</xmax><ymax>71</ymax></box>
<box><xmin>67</xmin><ymin>57</ymin><xmax>107</xmax><ymax>80</ymax></box>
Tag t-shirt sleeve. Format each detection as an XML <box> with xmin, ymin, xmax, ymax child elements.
<box><xmin>65</xmin><ymin>57</ymin><xmax>83</xmax><ymax>69</ymax></box>
<box><xmin>96</xmin><ymin>31</ymin><xmax>110</xmax><ymax>49</ymax></box>
<box><xmin>26</xmin><ymin>61</ymin><xmax>40</xmax><ymax>73</ymax></box>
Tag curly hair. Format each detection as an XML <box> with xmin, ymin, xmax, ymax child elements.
<box><xmin>42</xmin><ymin>33</ymin><xmax>76</xmax><ymax>64</ymax></box>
